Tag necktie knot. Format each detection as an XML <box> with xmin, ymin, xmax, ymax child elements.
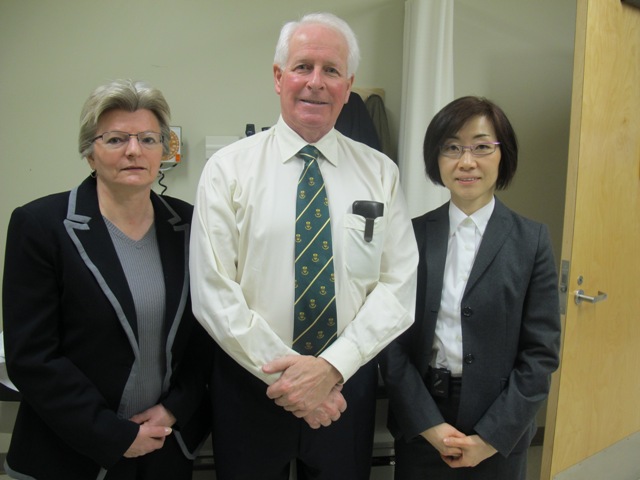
<box><xmin>298</xmin><ymin>145</ymin><xmax>320</xmax><ymax>165</ymax></box>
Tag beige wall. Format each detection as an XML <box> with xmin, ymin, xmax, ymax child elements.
<box><xmin>453</xmin><ymin>0</ymin><xmax>576</xmax><ymax>429</ymax></box>
<box><xmin>0</xmin><ymin>1</ymin><xmax>406</xmax><ymax>452</ymax></box>
<box><xmin>0</xmin><ymin>0</ymin><xmax>406</xmax><ymax>329</ymax></box>
<box><xmin>0</xmin><ymin>0</ymin><xmax>579</xmax><ymax>316</ymax></box>
<box><xmin>454</xmin><ymin>0</ymin><xmax>576</xmax><ymax>265</ymax></box>
<box><xmin>454</xmin><ymin>0</ymin><xmax>576</xmax><ymax>263</ymax></box>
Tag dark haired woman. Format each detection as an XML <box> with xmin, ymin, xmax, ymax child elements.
<box><xmin>380</xmin><ymin>96</ymin><xmax>561</xmax><ymax>479</ymax></box>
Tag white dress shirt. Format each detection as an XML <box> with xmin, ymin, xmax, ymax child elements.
<box><xmin>190</xmin><ymin>116</ymin><xmax>418</xmax><ymax>384</ymax></box>
<box><xmin>432</xmin><ymin>198</ymin><xmax>495</xmax><ymax>375</ymax></box>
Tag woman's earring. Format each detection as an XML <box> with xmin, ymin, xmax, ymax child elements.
<box><xmin>90</xmin><ymin>170</ymin><xmax>97</xmax><ymax>178</ymax></box>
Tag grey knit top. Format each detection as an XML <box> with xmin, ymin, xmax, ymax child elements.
<box><xmin>105</xmin><ymin>218</ymin><xmax>166</xmax><ymax>419</ymax></box>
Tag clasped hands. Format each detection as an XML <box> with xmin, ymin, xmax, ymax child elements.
<box><xmin>263</xmin><ymin>355</ymin><xmax>346</xmax><ymax>429</ymax></box>
<box><xmin>124</xmin><ymin>404</ymin><xmax>176</xmax><ymax>458</ymax></box>
<box><xmin>421</xmin><ymin>422</ymin><xmax>497</xmax><ymax>468</ymax></box>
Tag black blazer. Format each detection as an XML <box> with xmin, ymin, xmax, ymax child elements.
<box><xmin>380</xmin><ymin>198</ymin><xmax>561</xmax><ymax>457</ymax></box>
<box><xmin>2</xmin><ymin>177</ymin><xmax>211</xmax><ymax>479</ymax></box>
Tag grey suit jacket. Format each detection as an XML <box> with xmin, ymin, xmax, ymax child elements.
<box><xmin>380</xmin><ymin>198</ymin><xmax>561</xmax><ymax>457</ymax></box>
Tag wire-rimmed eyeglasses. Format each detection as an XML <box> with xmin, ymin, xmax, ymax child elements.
<box><xmin>439</xmin><ymin>142</ymin><xmax>501</xmax><ymax>159</ymax></box>
<box><xmin>92</xmin><ymin>131</ymin><xmax>164</xmax><ymax>150</ymax></box>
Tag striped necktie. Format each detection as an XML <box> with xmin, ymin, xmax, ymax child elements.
<box><xmin>293</xmin><ymin>145</ymin><xmax>337</xmax><ymax>356</ymax></box>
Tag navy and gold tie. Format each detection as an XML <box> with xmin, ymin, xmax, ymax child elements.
<box><xmin>293</xmin><ymin>145</ymin><xmax>337</xmax><ymax>356</ymax></box>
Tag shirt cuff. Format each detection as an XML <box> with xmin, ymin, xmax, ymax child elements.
<box><xmin>320</xmin><ymin>336</ymin><xmax>362</xmax><ymax>383</ymax></box>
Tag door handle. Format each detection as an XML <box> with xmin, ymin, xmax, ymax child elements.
<box><xmin>574</xmin><ymin>289</ymin><xmax>608</xmax><ymax>305</ymax></box>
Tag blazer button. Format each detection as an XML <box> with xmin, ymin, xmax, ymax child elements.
<box><xmin>464</xmin><ymin>354</ymin><xmax>475</xmax><ymax>364</ymax></box>
<box><xmin>462</xmin><ymin>306</ymin><xmax>473</xmax><ymax>317</ymax></box>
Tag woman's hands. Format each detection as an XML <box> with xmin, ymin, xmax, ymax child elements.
<box><xmin>421</xmin><ymin>423</ymin><xmax>497</xmax><ymax>468</ymax></box>
<box><xmin>441</xmin><ymin>434</ymin><xmax>497</xmax><ymax>468</ymax></box>
<box><xmin>124</xmin><ymin>404</ymin><xmax>176</xmax><ymax>458</ymax></box>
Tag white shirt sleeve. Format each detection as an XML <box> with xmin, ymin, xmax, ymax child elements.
<box><xmin>189</xmin><ymin>150</ymin><xmax>297</xmax><ymax>385</ymax></box>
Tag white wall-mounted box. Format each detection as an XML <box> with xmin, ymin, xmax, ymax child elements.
<box><xmin>205</xmin><ymin>136</ymin><xmax>240</xmax><ymax>160</ymax></box>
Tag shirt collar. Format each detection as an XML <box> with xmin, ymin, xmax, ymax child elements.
<box><xmin>275</xmin><ymin>116</ymin><xmax>339</xmax><ymax>167</ymax></box>
<box><xmin>448</xmin><ymin>196</ymin><xmax>495</xmax><ymax>236</ymax></box>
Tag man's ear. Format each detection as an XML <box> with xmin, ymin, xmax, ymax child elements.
<box><xmin>344</xmin><ymin>75</ymin><xmax>355</xmax><ymax>103</ymax></box>
<box><xmin>273</xmin><ymin>64</ymin><xmax>283</xmax><ymax>95</ymax></box>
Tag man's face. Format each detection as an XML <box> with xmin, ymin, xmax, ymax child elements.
<box><xmin>274</xmin><ymin>24</ymin><xmax>353</xmax><ymax>143</ymax></box>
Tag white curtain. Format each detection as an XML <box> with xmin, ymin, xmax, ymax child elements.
<box><xmin>398</xmin><ymin>0</ymin><xmax>454</xmax><ymax>218</ymax></box>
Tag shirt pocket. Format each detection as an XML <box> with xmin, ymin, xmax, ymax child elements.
<box><xmin>342</xmin><ymin>213</ymin><xmax>386</xmax><ymax>285</ymax></box>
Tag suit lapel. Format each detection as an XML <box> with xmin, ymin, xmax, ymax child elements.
<box><xmin>64</xmin><ymin>178</ymin><xmax>139</xmax><ymax>343</ymax></box>
<box><xmin>412</xmin><ymin>203</ymin><xmax>449</xmax><ymax>373</ymax></box>
<box><xmin>150</xmin><ymin>194</ymin><xmax>191</xmax><ymax>390</ymax></box>
<box><xmin>424</xmin><ymin>204</ymin><xmax>449</xmax><ymax>315</ymax></box>
<box><xmin>151</xmin><ymin>194</ymin><xmax>189</xmax><ymax>344</ymax></box>
<box><xmin>464</xmin><ymin>198</ymin><xmax>514</xmax><ymax>295</ymax></box>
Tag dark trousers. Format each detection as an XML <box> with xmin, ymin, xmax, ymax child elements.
<box><xmin>103</xmin><ymin>433</ymin><xmax>193</xmax><ymax>480</ymax></box>
<box><xmin>393</xmin><ymin>379</ymin><xmax>527</xmax><ymax>480</ymax></box>
<box><xmin>211</xmin><ymin>344</ymin><xmax>378</xmax><ymax>480</ymax></box>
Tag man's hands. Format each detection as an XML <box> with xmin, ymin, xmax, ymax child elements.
<box><xmin>124</xmin><ymin>404</ymin><xmax>176</xmax><ymax>458</ymax></box>
<box><xmin>302</xmin><ymin>385</ymin><xmax>347</xmax><ymax>429</ymax></box>
<box><xmin>263</xmin><ymin>355</ymin><xmax>346</xmax><ymax>428</ymax></box>
<box><xmin>421</xmin><ymin>423</ymin><xmax>497</xmax><ymax>468</ymax></box>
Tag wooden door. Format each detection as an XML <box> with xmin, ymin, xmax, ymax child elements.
<box><xmin>541</xmin><ymin>0</ymin><xmax>640</xmax><ymax>477</ymax></box>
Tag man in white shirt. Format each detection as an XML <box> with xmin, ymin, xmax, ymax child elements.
<box><xmin>190</xmin><ymin>12</ymin><xmax>417</xmax><ymax>480</ymax></box>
